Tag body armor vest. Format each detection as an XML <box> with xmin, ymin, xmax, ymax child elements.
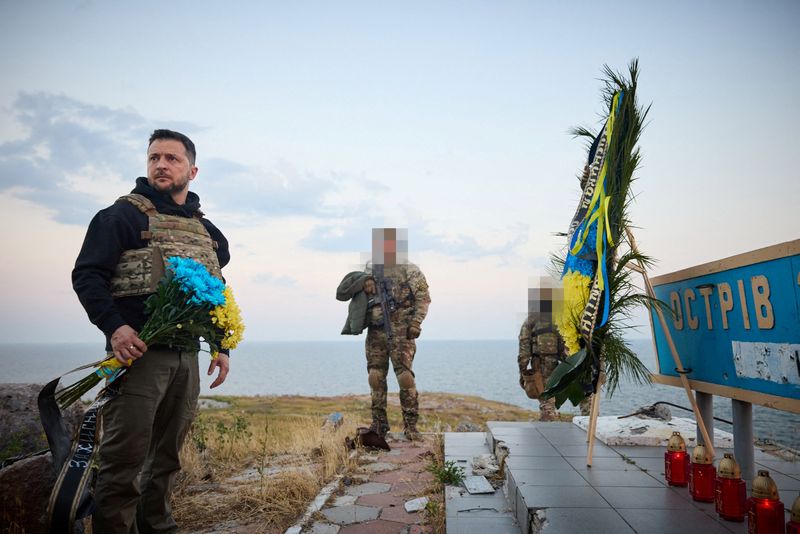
<box><xmin>110</xmin><ymin>194</ymin><xmax>221</xmax><ymax>298</ymax></box>
<box><xmin>533</xmin><ymin>325</ymin><xmax>561</xmax><ymax>357</ymax></box>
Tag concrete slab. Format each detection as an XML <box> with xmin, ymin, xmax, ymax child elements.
<box><xmin>503</xmin><ymin>443</ymin><xmax>563</xmax><ymax>456</ymax></box>
<box><xmin>442</xmin><ymin>432</ymin><xmax>487</xmax><ymax>445</ymax></box>
<box><xmin>509</xmin><ymin>468</ymin><xmax>590</xmax><ymax>488</ymax></box>
<box><xmin>445</xmin><ymin>516</ymin><xmax>520</xmax><ymax>534</ymax></box>
<box><xmin>573</xmin><ymin>416</ymin><xmax>734</xmax><ymax>448</ymax></box>
<box><xmin>517</xmin><ymin>484</ymin><xmax>611</xmax><ymax>508</ymax></box>
<box><xmin>445</xmin><ymin>486</ymin><xmax>511</xmax><ymax>518</ymax></box>
<box><xmin>615</xmin><ymin>508</ymin><xmax>737</xmax><ymax>534</ymax></box>
<box><xmin>565</xmin><ymin>455</ymin><xmax>633</xmax><ymax>471</ymax></box>
<box><xmin>577</xmin><ymin>468</ymin><xmax>665</xmax><ymax>487</ymax></box>
<box><xmin>536</xmin><ymin>508</ymin><xmax>635</xmax><ymax>534</ymax></box>
<box><xmin>474</xmin><ymin>419</ymin><xmax>799</xmax><ymax>534</ymax></box>
<box><xmin>505</xmin><ymin>455</ymin><xmax>572</xmax><ymax>470</ymax></box>
<box><xmin>756</xmin><ymin>458</ymin><xmax>800</xmax><ymax>476</ymax></box>
<box><xmin>594</xmin><ymin>486</ymin><xmax>695</xmax><ymax>510</ymax></box>
<box><xmin>557</xmin><ymin>444</ymin><xmax>619</xmax><ymax>457</ymax></box>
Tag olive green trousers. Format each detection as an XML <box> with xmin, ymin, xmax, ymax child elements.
<box><xmin>92</xmin><ymin>348</ymin><xmax>199</xmax><ymax>534</ymax></box>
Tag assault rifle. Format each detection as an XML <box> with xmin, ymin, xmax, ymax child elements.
<box><xmin>372</xmin><ymin>263</ymin><xmax>397</xmax><ymax>348</ymax></box>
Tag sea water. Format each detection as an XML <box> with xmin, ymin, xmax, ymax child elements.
<box><xmin>1</xmin><ymin>339</ymin><xmax>797</xmax><ymax>448</ymax></box>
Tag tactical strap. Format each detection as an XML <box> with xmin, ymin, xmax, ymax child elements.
<box><xmin>118</xmin><ymin>193</ymin><xmax>158</xmax><ymax>216</ymax></box>
<box><xmin>44</xmin><ymin>383</ymin><xmax>121</xmax><ymax>533</ymax></box>
<box><xmin>120</xmin><ymin>193</ymin><xmax>206</xmax><ymax>219</ymax></box>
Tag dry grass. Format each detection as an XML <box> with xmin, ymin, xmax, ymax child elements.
<box><xmin>170</xmin><ymin>392</ymin><xmax>539</xmax><ymax>532</ymax></box>
<box><xmin>172</xmin><ymin>405</ymin><xmax>359</xmax><ymax>532</ymax></box>
<box><xmin>424</xmin><ymin>428</ymin><xmax>448</xmax><ymax>534</ymax></box>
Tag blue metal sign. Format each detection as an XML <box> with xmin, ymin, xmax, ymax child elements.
<box><xmin>649</xmin><ymin>240</ymin><xmax>800</xmax><ymax>409</ymax></box>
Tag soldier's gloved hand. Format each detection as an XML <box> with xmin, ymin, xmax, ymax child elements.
<box><xmin>407</xmin><ymin>321</ymin><xmax>421</xmax><ymax>339</ymax></box>
<box><xmin>363</xmin><ymin>277</ymin><xmax>376</xmax><ymax>296</ymax></box>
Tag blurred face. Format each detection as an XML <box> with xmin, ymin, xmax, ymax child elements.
<box><xmin>146</xmin><ymin>139</ymin><xmax>197</xmax><ymax>197</ymax></box>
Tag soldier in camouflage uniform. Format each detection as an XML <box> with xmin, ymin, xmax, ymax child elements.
<box><xmin>363</xmin><ymin>228</ymin><xmax>431</xmax><ymax>440</ymax></box>
<box><xmin>518</xmin><ymin>313</ymin><xmax>563</xmax><ymax>421</ymax></box>
<box><xmin>72</xmin><ymin>130</ymin><xmax>230</xmax><ymax>533</ymax></box>
<box><xmin>518</xmin><ymin>281</ymin><xmax>591</xmax><ymax>421</ymax></box>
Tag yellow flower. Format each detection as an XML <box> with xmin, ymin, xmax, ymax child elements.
<box><xmin>209</xmin><ymin>286</ymin><xmax>245</xmax><ymax>352</ymax></box>
<box><xmin>557</xmin><ymin>270</ymin><xmax>591</xmax><ymax>355</ymax></box>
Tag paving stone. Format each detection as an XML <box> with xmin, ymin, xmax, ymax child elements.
<box><xmin>305</xmin><ymin>522</ymin><xmax>340</xmax><ymax>534</ymax></box>
<box><xmin>379</xmin><ymin>503</ymin><xmax>422</xmax><ymax>524</ymax></box>
<box><xmin>390</xmin><ymin>480</ymin><xmax>429</xmax><ymax>496</ymax></box>
<box><xmin>415</xmin><ymin>471</ymin><xmax>435</xmax><ymax>483</ymax></box>
<box><xmin>355</xmin><ymin>492</ymin><xmax>405</xmax><ymax>508</ymax></box>
<box><xmin>337</xmin><ymin>519</ymin><xmax>409</xmax><ymax>534</ymax></box>
<box><xmin>362</xmin><ymin>462</ymin><xmax>397</xmax><ymax>473</ymax></box>
<box><xmin>321</xmin><ymin>505</ymin><xmax>380</xmax><ymax>525</ymax></box>
<box><xmin>332</xmin><ymin>495</ymin><xmax>358</xmax><ymax>506</ymax></box>
<box><xmin>343</xmin><ymin>482</ymin><xmax>391</xmax><ymax>497</ymax></box>
<box><xmin>404</xmin><ymin>496</ymin><xmax>429</xmax><ymax>513</ymax></box>
<box><xmin>370</xmin><ymin>470</ymin><xmax>416</xmax><ymax>484</ymax></box>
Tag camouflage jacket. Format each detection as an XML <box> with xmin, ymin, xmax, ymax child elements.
<box><xmin>518</xmin><ymin>314</ymin><xmax>565</xmax><ymax>375</ymax></box>
<box><xmin>367</xmin><ymin>262</ymin><xmax>431</xmax><ymax>328</ymax></box>
<box><xmin>72</xmin><ymin>177</ymin><xmax>229</xmax><ymax>344</ymax></box>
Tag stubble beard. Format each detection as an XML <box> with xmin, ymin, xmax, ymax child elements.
<box><xmin>151</xmin><ymin>173</ymin><xmax>189</xmax><ymax>195</ymax></box>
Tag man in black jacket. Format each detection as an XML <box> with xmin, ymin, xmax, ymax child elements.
<box><xmin>72</xmin><ymin>129</ymin><xmax>230</xmax><ymax>533</ymax></box>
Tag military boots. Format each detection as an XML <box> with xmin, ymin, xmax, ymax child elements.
<box><xmin>370</xmin><ymin>418</ymin><xmax>390</xmax><ymax>439</ymax></box>
<box><xmin>403</xmin><ymin>423</ymin><xmax>423</xmax><ymax>441</ymax></box>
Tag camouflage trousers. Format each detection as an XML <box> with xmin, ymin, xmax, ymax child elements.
<box><xmin>365</xmin><ymin>324</ymin><xmax>419</xmax><ymax>433</ymax></box>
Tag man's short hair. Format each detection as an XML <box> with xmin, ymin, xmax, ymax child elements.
<box><xmin>148</xmin><ymin>129</ymin><xmax>196</xmax><ymax>164</ymax></box>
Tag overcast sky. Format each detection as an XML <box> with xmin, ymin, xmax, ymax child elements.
<box><xmin>0</xmin><ymin>1</ymin><xmax>797</xmax><ymax>343</ymax></box>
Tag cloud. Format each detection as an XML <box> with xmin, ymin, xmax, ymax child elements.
<box><xmin>200</xmin><ymin>157</ymin><xmax>341</xmax><ymax>218</ymax></box>
<box><xmin>0</xmin><ymin>92</ymin><xmax>527</xmax><ymax>263</ymax></box>
<box><xmin>300</xmin><ymin>216</ymin><xmax>529</xmax><ymax>261</ymax></box>
<box><xmin>0</xmin><ymin>92</ymin><xmax>346</xmax><ymax>224</ymax></box>
<box><xmin>0</xmin><ymin>92</ymin><xmax>163</xmax><ymax>224</ymax></box>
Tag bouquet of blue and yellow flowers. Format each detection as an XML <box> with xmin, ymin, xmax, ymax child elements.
<box><xmin>56</xmin><ymin>256</ymin><xmax>244</xmax><ymax>408</ymax></box>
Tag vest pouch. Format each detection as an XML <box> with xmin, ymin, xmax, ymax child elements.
<box><xmin>150</xmin><ymin>215</ymin><xmax>222</xmax><ymax>279</ymax></box>
<box><xmin>520</xmin><ymin>369</ymin><xmax>545</xmax><ymax>399</ymax></box>
<box><xmin>536</xmin><ymin>332</ymin><xmax>559</xmax><ymax>356</ymax></box>
<box><xmin>111</xmin><ymin>247</ymin><xmax>163</xmax><ymax>297</ymax></box>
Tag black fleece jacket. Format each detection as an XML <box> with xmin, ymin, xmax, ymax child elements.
<box><xmin>72</xmin><ymin>177</ymin><xmax>230</xmax><ymax>350</ymax></box>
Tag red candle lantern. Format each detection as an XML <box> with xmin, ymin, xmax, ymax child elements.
<box><xmin>664</xmin><ymin>431</ymin><xmax>689</xmax><ymax>486</ymax></box>
<box><xmin>715</xmin><ymin>453</ymin><xmax>747</xmax><ymax>522</ymax></box>
<box><xmin>747</xmin><ymin>470</ymin><xmax>785</xmax><ymax>534</ymax></box>
<box><xmin>689</xmin><ymin>444</ymin><xmax>716</xmax><ymax>502</ymax></box>
<box><xmin>787</xmin><ymin>495</ymin><xmax>800</xmax><ymax>534</ymax></box>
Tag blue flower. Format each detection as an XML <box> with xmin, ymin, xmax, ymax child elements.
<box><xmin>166</xmin><ymin>257</ymin><xmax>226</xmax><ymax>307</ymax></box>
